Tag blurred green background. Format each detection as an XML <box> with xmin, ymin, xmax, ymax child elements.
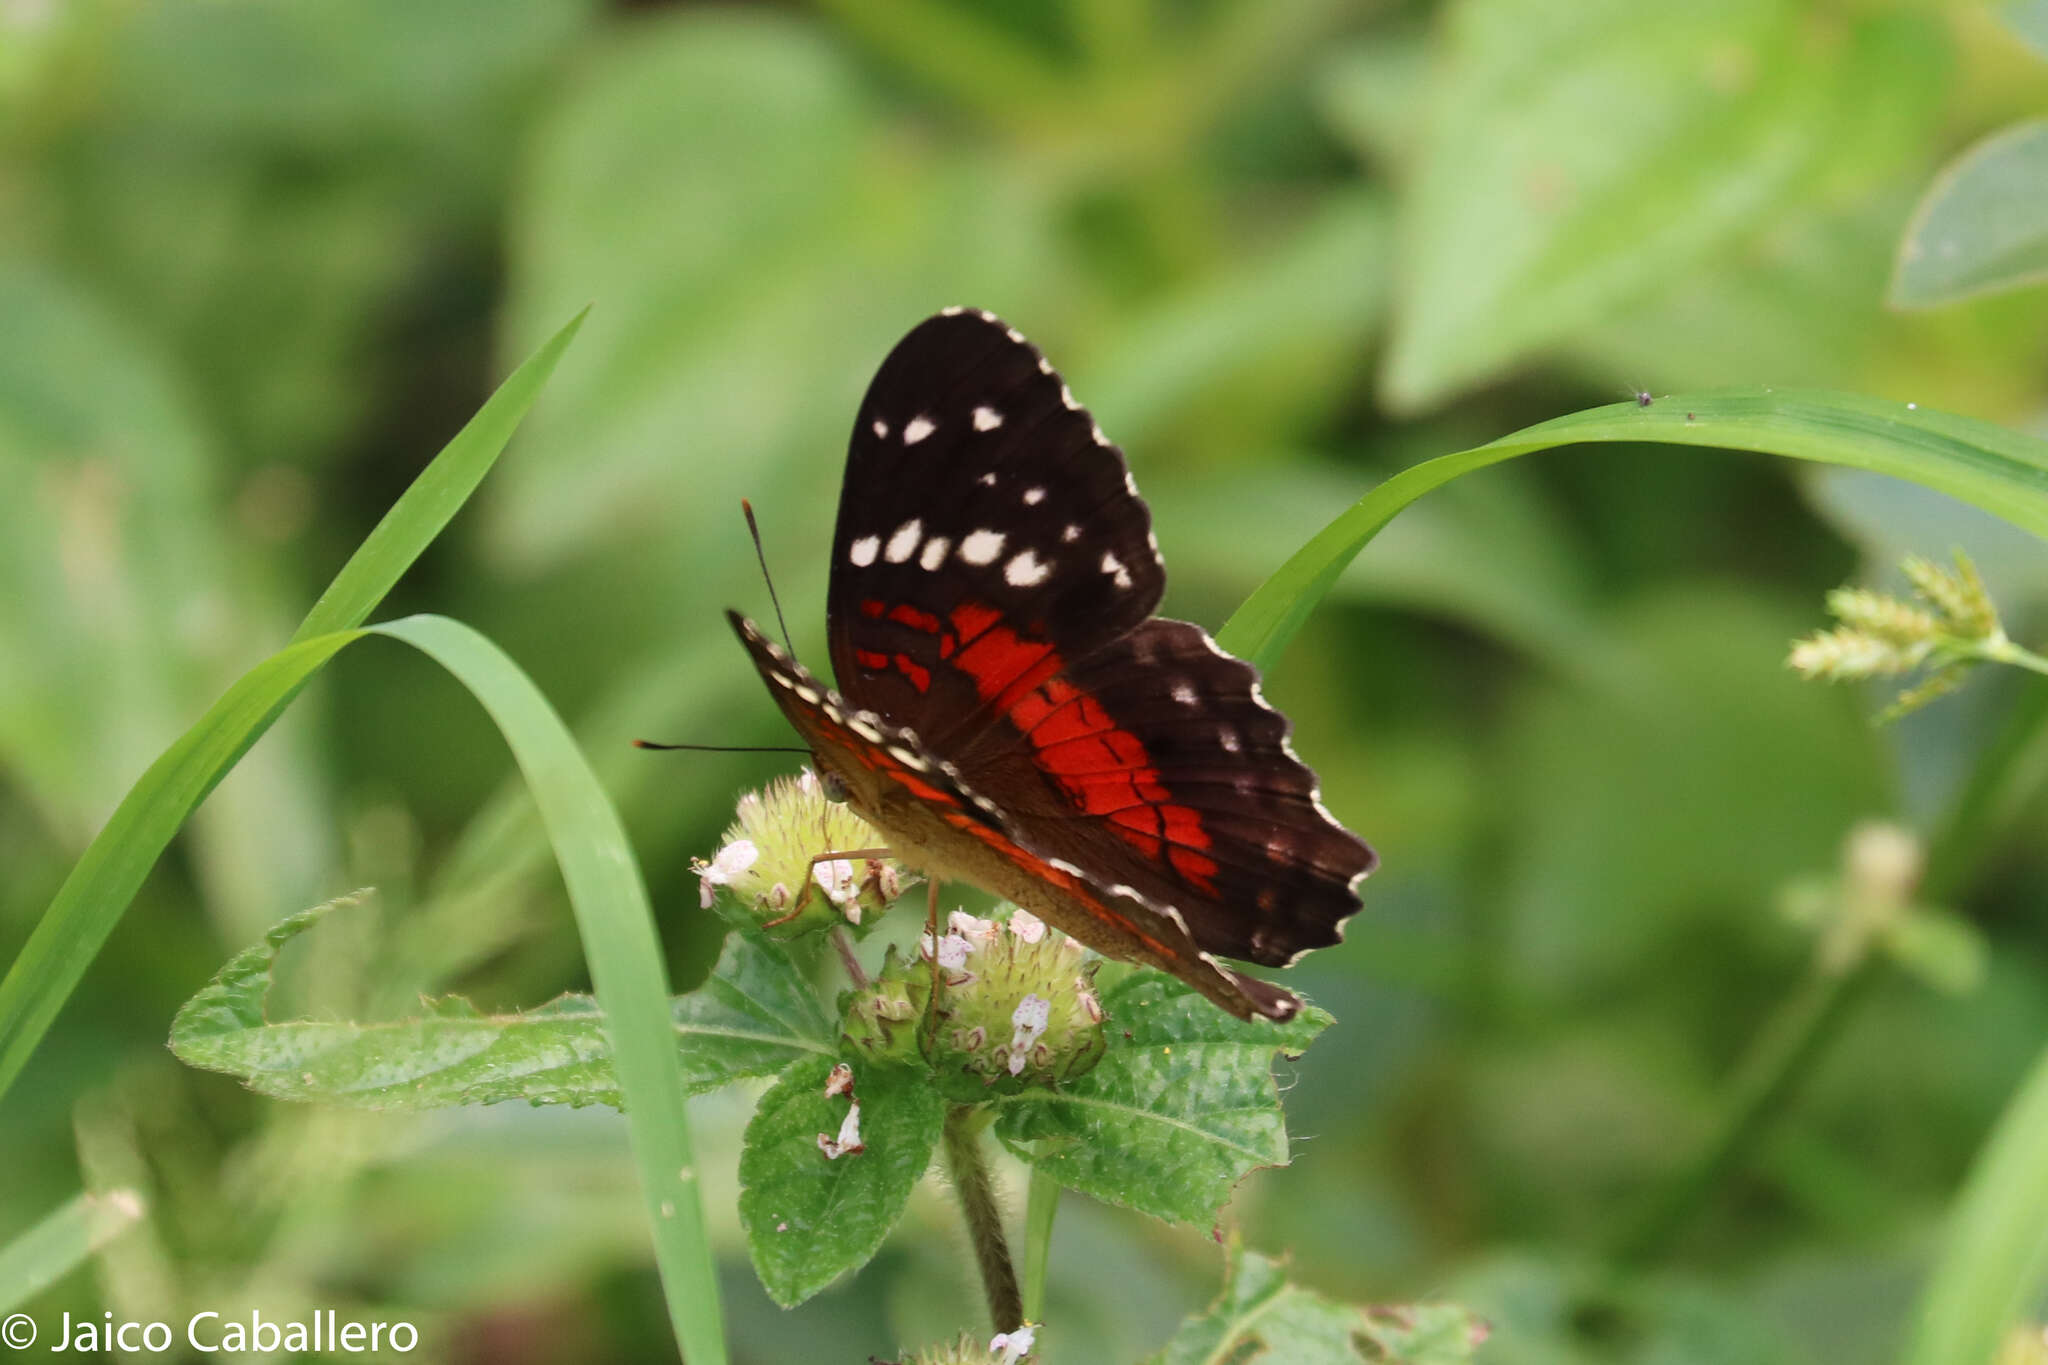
<box><xmin>4</xmin><ymin>0</ymin><xmax>2047</xmax><ymax>1360</ymax></box>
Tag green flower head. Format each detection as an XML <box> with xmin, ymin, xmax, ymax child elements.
<box><xmin>693</xmin><ymin>768</ymin><xmax>915</xmax><ymax>940</ymax></box>
<box><xmin>919</xmin><ymin>908</ymin><xmax>1105</xmax><ymax>1100</ymax></box>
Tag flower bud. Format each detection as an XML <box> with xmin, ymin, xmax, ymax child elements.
<box><xmin>919</xmin><ymin>908</ymin><xmax>1105</xmax><ymax>1100</ymax></box>
<box><xmin>894</xmin><ymin>1333</ymin><xmax>1010</xmax><ymax>1365</ymax></box>
<box><xmin>691</xmin><ymin>769</ymin><xmax>914</xmax><ymax>939</ymax></box>
<box><xmin>840</xmin><ymin>945</ymin><xmax>932</xmax><ymax>1067</ymax></box>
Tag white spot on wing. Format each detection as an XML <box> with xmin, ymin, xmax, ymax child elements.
<box><xmin>1171</xmin><ymin>680</ymin><xmax>1197</xmax><ymax>706</ymax></box>
<box><xmin>1062</xmin><ymin>524</ymin><xmax>1081</xmax><ymax>542</ymax></box>
<box><xmin>961</xmin><ymin>530</ymin><xmax>1005</xmax><ymax>564</ymax></box>
<box><xmin>871</xmin><ymin>418</ymin><xmax>889</xmax><ymax>439</ymax></box>
<box><xmin>919</xmin><ymin>536</ymin><xmax>951</xmax><ymax>570</ymax></box>
<box><xmin>979</xmin><ymin>472</ymin><xmax>998</xmax><ymax>487</ymax></box>
<box><xmin>1005</xmin><ymin>550</ymin><xmax>1052</xmax><ymax>587</ymax></box>
<box><xmin>849</xmin><ymin>535</ymin><xmax>880</xmax><ymax>567</ymax></box>
<box><xmin>903</xmin><ymin>415</ymin><xmax>936</xmax><ymax>445</ymax></box>
<box><xmin>885</xmin><ymin>519</ymin><xmax>922</xmax><ymax>563</ymax></box>
<box><xmin>886</xmin><ymin>744</ymin><xmax>929</xmax><ymax>771</ymax></box>
<box><xmin>1218</xmin><ymin>726</ymin><xmax>1241</xmax><ymax>753</ymax></box>
<box><xmin>973</xmin><ymin>406</ymin><xmax>1003</xmax><ymax>431</ymax></box>
<box><xmin>1101</xmin><ymin>551</ymin><xmax>1132</xmax><ymax>588</ymax></box>
<box><xmin>1023</xmin><ymin>487</ymin><xmax>1045</xmax><ymax>505</ymax></box>
<box><xmin>850</xmin><ymin>719</ymin><xmax>884</xmax><ymax>742</ymax></box>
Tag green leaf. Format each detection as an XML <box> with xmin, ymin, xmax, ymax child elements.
<box><xmin>1220</xmin><ymin>390</ymin><xmax>2048</xmax><ymax>673</ymax></box>
<box><xmin>0</xmin><ymin>1189</ymin><xmax>147</xmax><ymax>1316</ymax></box>
<box><xmin>738</xmin><ymin>1055</ymin><xmax>947</xmax><ymax>1306</ymax></box>
<box><xmin>1904</xmin><ymin>1038</ymin><xmax>2048</xmax><ymax>1365</ymax></box>
<box><xmin>1149</xmin><ymin>1240</ymin><xmax>1488</xmax><ymax>1365</ymax></box>
<box><xmin>0</xmin><ymin>311</ymin><xmax>587</xmax><ymax>1110</ymax></box>
<box><xmin>171</xmin><ymin>901</ymin><xmax>832</xmax><ymax>1108</ymax></box>
<box><xmin>1383</xmin><ymin>0</ymin><xmax>1833</xmax><ymax>409</ymax></box>
<box><xmin>1881</xmin><ymin>905</ymin><xmax>1988</xmax><ymax>996</ymax></box>
<box><xmin>1891</xmin><ymin>118</ymin><xmax>2048</xmax><ymax>308</ymax></box>
<box><xmin>992</xmin><ymin>971</ymin><xmax>1327</xmax><ymax>1226</ymax></box>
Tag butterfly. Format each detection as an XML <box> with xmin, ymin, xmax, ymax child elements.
<box><xmin>730</xmin><ymin>308</ymin><xmax>1375</xmax><ymax>1020</ymax></box>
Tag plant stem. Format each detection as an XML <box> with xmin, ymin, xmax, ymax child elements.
<box><xmin>942</xmin><ymin>1105</ymin><xmax>1022</xmax><ymax>1333</ymax></box>
<box><xmin>1615</xmin><ymin>675</ymin><xmax>2048</xmax><ymax>1266</ymax></box>
<box><xmin>831</xmin><ymin>928</ymin><xmax>868</xmax><ymax>989</ymax></box>
<box><xmin>1021</xmin><ymin>1166</ymin><xmax>1059</xmax><ymax>1324</ymax></box>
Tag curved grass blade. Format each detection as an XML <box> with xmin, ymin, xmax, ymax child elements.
<box><xmin>0</xmin><ymin>311</ymin><xmax>586</xmax><ymax>1106</ymax></box>
<box><xmin>0</xmin><ymin>1189</ymin><xmax>147</xmax><ymax>1315</ymax></box>
<box><xmin>367</xmin><ymin>615</ymin><xmax>725</xmax><ymax>1365</ymax></box>
<box><xmin>1221</xmin><ymin>390</ymin><xmax>2048</xmax><ymax>670</ymax></box>
<box><xmin>1903</xmin><ymin>1038</ymin><xmax>2048</xmax><ymax>1365</ymax></box>
<box><xmin>295</xmin><ymin>307</ymin><xmax>586</xmax><ymax>641</ymax></box>
<box><xmin>0</xmin><ymin>631</ymin><xmax>364</xmax><ymax>1102</ymax></box>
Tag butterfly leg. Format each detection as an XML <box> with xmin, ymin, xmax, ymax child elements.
<box><xmin>755</xmin><ymin>847</ymin><xmax>901</xmax><ymax>928</ymax></box>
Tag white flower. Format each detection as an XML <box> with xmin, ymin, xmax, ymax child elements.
<box><xmin>1007</xmin><ymin>994</ymin><xmax>1051</xmax><ymax>1075</ymax></box>
<box><xmin>817</xmin><ymin>1099</ymin><xmax>863</xmax><ymax>1159</ymax></box>
<box><xmin>948</xmin><ymin>910</ymin><xmax>996</xmax><ymax>941</ymax></box>
<box><xmin>696</xmin><ymin>839</ymin><xmax>759</xmax><ymax>908</ymax></box>
<box><xmin>1007</xmin><ymin>908</ymin><xmax>1045</xmax><ymax>943</ymax></box>
<box><xmin>990</xmin><ymin>1324</ymin><xmax>1036</xmax><ymax>1363</ymax></box>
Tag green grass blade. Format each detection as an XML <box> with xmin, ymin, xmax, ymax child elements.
<box><xmin>0</xmin><ymin>1189</ymin><xmax>147</xmax><ymax>1315</ymax></box>
<box><xmin>295</xmin><ymin>307</ymin><xmax>587</xmax><ymax>641</ymax></box>
<box><xmin>0</xmin><ymin>632</ymin><xmax>364</xmax><ymax>1103</ymax></box>
<box><xmin>0</xmin><ymin>315</ymin><xmax>583</xmax><ymax>1107</ymax></box>
<box><xmin>1220</xmin><ymin>390</ymin><xmax>2048</xmax><ymax>670</ymax></box>
<box><xmin>368</xmin><ymin>615</ymin><xmax>726</xmax><ymax>1364</ymax></box>
<box><xmin>1903</xmin><ymin>1038</ymin><xmax>2048</xmax><ymax>1365</ymax></box>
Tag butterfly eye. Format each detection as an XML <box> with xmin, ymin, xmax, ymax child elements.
<box><xmin>818</xmin><ymin>767</ymin><xmax>850</xmax><ymax>804</ymax></box>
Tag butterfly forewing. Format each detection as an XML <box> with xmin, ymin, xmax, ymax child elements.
<box><xmin>827</xmin><ymin>309</ymin><xmax>1165</xmax><ymax>746</ymax></box>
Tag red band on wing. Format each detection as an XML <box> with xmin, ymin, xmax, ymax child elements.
<box><xmin>948</xmin><ymin>604</ymin><xmax>1221</xmax><ymax>897</ymax></box>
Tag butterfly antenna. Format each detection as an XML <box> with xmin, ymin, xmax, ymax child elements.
<box><xmin>633</xmin><ymin>741</ymin><xmax>812</xmax><ymax>754</ymax></box>
<box><xmin>742</xmin><ymin>498</ymin><xmax>797</xmax><ymax>658</ymax></box>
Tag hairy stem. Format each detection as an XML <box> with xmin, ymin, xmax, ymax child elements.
<box><xmin>943</xmin><ymin>1105</ymin><xmax>1021</xmax><ymax>1333</ymax></box>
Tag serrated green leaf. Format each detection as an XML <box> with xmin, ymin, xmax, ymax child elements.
<box><xmin>738</xmin><ymin>1055</ymin><xmax>946</xmax><ymax>1306</ymax></box>
<box><xmin>172</xmin><ymin>900</ymin><xmax>832</xmax><ymax>1108</ymax></box>
<box><xmin>991</xmin><ymin>972</ymin><xmax>1327</xmax><ymax>1226</ymax></box>
<box><xmin>1891</xmin><ymin>118</ymin><xmax>2048</xmax><ymax>308</ymax></box>
<box><xmin>1149</xmin><ymin>1240</ymin><xmax>1488</xmax><ymax>1365</ymax></box>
